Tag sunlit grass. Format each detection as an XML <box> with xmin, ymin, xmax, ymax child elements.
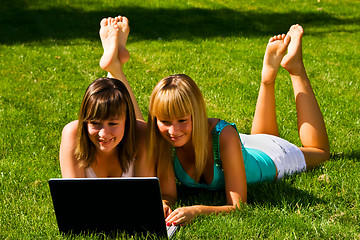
<box><xmin>1</xmin><ymin>0</ymin><xmax>359</xmax><ymax>239</ymax></box>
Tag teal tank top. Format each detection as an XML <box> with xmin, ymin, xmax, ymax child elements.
<box><xmin>173</xmin><ymin>120</ymin><xmax>276</xmax><ymax>190</ymax></box>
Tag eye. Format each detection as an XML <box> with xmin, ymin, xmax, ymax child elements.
<box><xmin>178</xmin><ymin>115</ymin><xmax>191</xmax><ymax>123</ymax></box>
<box><xmin>109</xmin><ymin>122</ymin><xmax>119</xmax><ymax>126</ymax></box>
<box><xmin>159</xmin><ymin>120</ymin><xmax>170</xmax><ymax>126</ymax></box>
<box><xmin>89</xmin><ymin>121</ymin><xmax>100</xmax><ymax>126</ymax></box>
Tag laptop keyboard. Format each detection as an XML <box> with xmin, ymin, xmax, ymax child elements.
<box><xmin>166</xmin><ymin>225</ymin><xmax>178</xmax><ymax>238</ymax></box>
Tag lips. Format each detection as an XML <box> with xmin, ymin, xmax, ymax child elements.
<box><xmin>99</xmin><ymin>138</ymin><xmax>114</xmax><ymax>144</ymax></box>
<box><xmin>169</xmin><ymin>134</ymin><xmax>183</xmax><ymax>141</ymax></box>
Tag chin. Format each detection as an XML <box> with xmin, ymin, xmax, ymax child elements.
<box><xmin>168</xmin><ymin>140</ymin><xmax>186</xmax><ymax>148</ymax></box>
<box><xmin>99</xmin><ymin>144</ymin><xmax>116</xmax><ymax>152</ymax></box>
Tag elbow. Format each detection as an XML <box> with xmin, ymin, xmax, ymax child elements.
<box><xmin>230</xmin><ymin>200</ymin><xmax>246</xmax><ymax>211</ymax></box>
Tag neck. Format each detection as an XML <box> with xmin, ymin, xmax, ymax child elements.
<box><xmin>176</xmin><ymin>138</ymin><xmax>195</xmax><ymax>165</ymax></box>
<box><xmin>177</xmin><ymin>137</ymin><xmax>194</xmax><ymax>152</ymax></box>
<box><xmin>96</xmin><ymin>148</ymin><xmax>118</xmax><ymax>162</ymax></box>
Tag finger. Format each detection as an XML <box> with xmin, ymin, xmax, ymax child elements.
<box><xmin>164</xmin><ymin>206</ymin><xmax>171</xmax><ymax>218</ymax></box>
<box><xmin>165</xmin><ymin>212</ymin><xmax>175</xmax><ymax>223</ymax></box>
<box><xmin>172</xmin><ymin>216</ymin><xmax>186</xmax><ymax>226</ymax></box>
<box><xmin>163</xmin><ymin>204</ymin><xmax>172</xmax><ymax>217</ymax></box>
<box><xmin>166</xmin><ymin>207</ymin><xmax>173</xmax><ymax>217</ymax></box>
<box><xmin>165</xmin><ymin>211</ymin><xmax>180</xmax><ymax>225</ymax></box>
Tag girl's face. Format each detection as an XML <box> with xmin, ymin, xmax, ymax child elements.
<box><xmin>156</xmin><ymin>115</ymin><xmax>192</xmax><ymax>147</ymax></box>
<box><xmin>87</xmin><ymin>115</ymin><xmax>126</xmax><ymax>153</ymax></box>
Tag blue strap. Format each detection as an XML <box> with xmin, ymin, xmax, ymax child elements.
<box><xmin>211</xmin><ymin>120</ymin><xmax>239</xmax><ymax>170</ymax></box>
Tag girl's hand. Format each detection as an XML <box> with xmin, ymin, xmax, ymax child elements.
<box><xmin>165</xmin><ymin>206</ymin><xmax>200</xmax><ymax>226</ymax></box>
<box><xmin>163</xmin><ymin>201</ymin><xmax>173</xmax><ymax>218</ymax></box>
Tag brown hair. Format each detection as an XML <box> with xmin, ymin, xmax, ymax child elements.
<box><xmin>75</xmin><ymin>78</ymin><xmax>137</xmax><ymax>172</ymax></box>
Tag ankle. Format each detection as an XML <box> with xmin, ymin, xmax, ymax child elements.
<box><xmin>261</xmin><ymin>65</ymin><xmax>278</xmax><ymax>84</ymax></box>
<box><xmin>285</xmin><ymin>62</ymin><xmax>306</xmax><ymax>76</ymax></box>
<box><xmin>119</xmin><ymin>48</ymin><xmax>130</xmax><ymax>65</ymax></box>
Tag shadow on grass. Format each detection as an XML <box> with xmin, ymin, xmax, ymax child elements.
<box><xmin>1</xmin><ymin>3</ymin><xmax>359</xmax><ymax>44</ymax></box>
<box><xmin>331</xmin><ymin>150</ymin><xmax>360</xmax><ymax>162</ymax></box>
<box><xmin>176</xmin><ymin>179</ymin><xmax>325</xmax><ymax>210</ymax></box>
<box><xmin>246</xmin><ymin>180</ymin><xmax>326</xmax><ymax>207</ymax></box>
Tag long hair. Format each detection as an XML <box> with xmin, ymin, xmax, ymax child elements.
<box><xmin>147</xmin><ymin>74</ymin><xmax>208</xmax><ymax>182</ymax></box>
<box><xmin>75</xmin><ymin>77</ymin><xmax>137</xmax><ymax>172</ymax></box>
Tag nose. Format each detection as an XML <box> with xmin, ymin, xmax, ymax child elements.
<box><xmin>98</xmin><ymin>126</ymin><xmax>109</xmax><ymax>138</ymax></box>
<box><xmin>168</xmin><ymin>124</ymin><xmax>178</xmax><ymax>135</ymax></box>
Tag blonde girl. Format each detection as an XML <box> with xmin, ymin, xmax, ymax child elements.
<box><xmin>148</xmin><ymin>24</ymin><xmax>330</xmax><ymax>226</ymax></box>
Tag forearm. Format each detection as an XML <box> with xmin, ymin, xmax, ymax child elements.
<box><xmin>193</xmin><ymin>204</ymin><xmax>237</xmax><ymax>216</ymax></box>
<box><xmin>166</xmin><ymin>204</ymin><xmax>238</xmax><ymax>226</ymax></box>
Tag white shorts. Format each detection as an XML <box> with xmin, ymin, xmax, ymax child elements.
<box><xmin>239</xmin><ymin>133</ymin><xmax>306</xmax><ymax>179</ymax></box>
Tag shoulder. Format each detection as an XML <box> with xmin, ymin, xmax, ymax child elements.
<box><xmin>219</xmin><ymin>124</ymin><xmax>240</xmax><ymax>146</ymax></box>
<box><xmin>62</xmin><ymin>120</ymin><xmax>78</xmax><ymax>137</ymax></box>
<box><xmin>207</xmin><ymin>118</ymin><xmax>221</xmax><ymax>132</ymax></box>
<box><xmin>135</xmin><ymin>119</ymin><xmax>147</xmax><ymax>135</ymax></box>
<box><xmin>135</xmin><ymin>119</ymin><xmax>147</xmax><ymax>146</ymax></box>
<box><xmin>136</xmin><ymin>119</ymin><xmax>147</xmax><ymax>130</ymax></box>
<box><xmin>208</xmin><ymin>118</ymin><xmax>238</xmax><ymax>136</ymax></box>
<box><xmin>218</xmin><ymin>124</ymin><xmax>243</xmax><ymax>169</ymax></box>
<box><xmin>60</xmin><ymin>120</ymin><xmax>86</xmax><ymax>178</ymax></box>
<box><xmin>60</xmin><ymin>121</ymin><xmax>78</xmax><ymax>150</ymax></box>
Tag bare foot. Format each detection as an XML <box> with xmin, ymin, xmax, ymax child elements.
<box><xmin>261</xmin><ymin>34</ymin><xmax>290</xmax><ymax>84</ymax></box>
<box><xmin>114</xmin><ymin>16</ymin><xmax>130</xmax><ymax>64</ymax></box>
<box><xmin>99</xmin><ymin>16</ymin><xmax>130</xmax><ymax>74</ymax></box>
<box><xmin>280</xmin><ymin>24</ymin><xmax>305</xmax><ymax>76</ymax></box>
<box><xmin>99</xmin><ymin>17</ymin><xmax>121</xmax><ymax>73</ymax></box>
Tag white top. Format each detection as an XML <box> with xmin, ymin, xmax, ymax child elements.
<box><xmin>84</xmin><ymin>160</ymin><xmax>135</xmax><ymax>178</ymax></box>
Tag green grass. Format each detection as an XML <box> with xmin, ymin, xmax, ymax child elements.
<box><xmin>1</xmin><ymin>0</ymin><xmax>359</xmax><ymax>239</ymax></box>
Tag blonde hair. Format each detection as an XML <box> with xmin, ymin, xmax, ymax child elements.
<box><xmin>148</xmin><ymin>74</ymin><xmax>208</xmax><ymax>182</ymax></box>
<box><xmin>75</xmin><ymin>78</ymin><xmax>137</xmax><ymax>172</ymax></box>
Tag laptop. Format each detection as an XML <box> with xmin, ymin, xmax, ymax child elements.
<box><xmin>48</xmin><ymin>177</ymin><xmax>178</xmax><ymax>238</ymax></box>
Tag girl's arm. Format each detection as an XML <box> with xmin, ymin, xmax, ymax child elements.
<box><xmin>159</xmin><ymin>166</ymin><xmax>178</xmax><ymax>218</ymax></box>
<box><xmin>165</xmin><ymin>125</ymin><xmax>247</xmax><ymax>226</ymax></box>
<box><xmin>59</xmin><ymin>120</ymin><xmax>85</xmax><ymax>178</ymax></box>
<box><xmin>220</xmin><ymin>125</ymin><xmax>248</xmax><ymax>206</ymax></box>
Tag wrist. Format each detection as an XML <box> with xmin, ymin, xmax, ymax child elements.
<box><xmin>191</xmin><ymin>205</ymin><xmax>202</xmax><ymax>217</ymax></box>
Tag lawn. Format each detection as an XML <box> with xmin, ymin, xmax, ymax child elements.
<box><xmin>1</xmin><ymin>0</ymin><xmax>359</xmax><ymax>239</ymax></box>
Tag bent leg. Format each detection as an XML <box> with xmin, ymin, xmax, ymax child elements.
<box><xmin>251</xmin><ymin>34</ymin><xmax>290</xmax><ymax>136</ymax></box>
<box><xmin>99</xmin><ymin>16</ymin><xmax>144</xmax><ymax>120</ymax></box>
<box><xmin>281</xmin><ymin>24</ymin><xmax>330</xmax><ymax>168</ymax></box>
